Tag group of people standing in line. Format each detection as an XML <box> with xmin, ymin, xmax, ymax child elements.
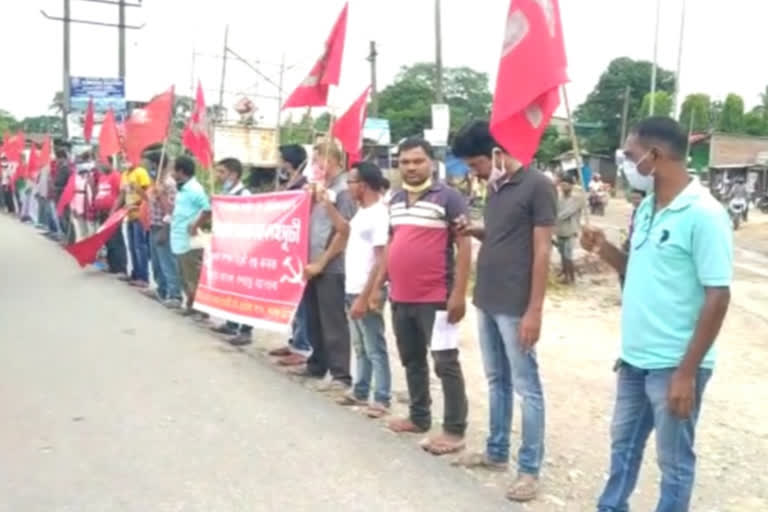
<box><xmin>4</xmin><ymin>115</ymin><xmax>732</xmax><ymax>511</ymax></box>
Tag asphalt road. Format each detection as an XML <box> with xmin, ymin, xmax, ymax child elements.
<box><xmin>0</xmin><ymin>215</ymin><xmax>516</xmax><ymax>512</ymax></box>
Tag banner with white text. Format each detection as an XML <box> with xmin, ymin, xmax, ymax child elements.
<box><xmin>194</xmin><ymin>191</ymin><xmax>311</xmax><ymax>332</ymax></box>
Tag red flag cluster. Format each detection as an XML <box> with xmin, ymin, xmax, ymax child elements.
<box><xmin>490</xmin><ymin>0</ymin><xmax>568</xmax><ymax>165</ymax></box>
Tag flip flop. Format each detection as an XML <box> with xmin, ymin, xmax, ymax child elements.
<box><xmin>420</xmin><ymin>435</ymin><xmax>465</xmax><ymax>456</ymax></box>
<box><xmin>506</xmin><ymin>476</ymin><xmax>538</xmax><ymax>503</ymax></box>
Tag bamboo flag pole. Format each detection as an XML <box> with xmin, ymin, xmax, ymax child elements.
<box><xmin>561</xmin><ymin>84</ymin><xmax>590</xmax><ymax>225</ymax></box>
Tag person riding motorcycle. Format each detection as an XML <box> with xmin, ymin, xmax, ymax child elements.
<box><xmin>728</xmin><ymin>177</ymin><xmax>749</xmax><ymax>222</ymax></box>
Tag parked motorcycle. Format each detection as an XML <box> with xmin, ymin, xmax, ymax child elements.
<box><xmin>728</xmin><ymin>197</ymin><xmax>747</xmax><ymax>230</ymax></box>
<box><xmin>757</xmin><ymin>195</ymin><xmax>768</xmax><ymax>214</ymax></box>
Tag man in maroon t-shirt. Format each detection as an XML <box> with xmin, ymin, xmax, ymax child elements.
<box><xmin>379</xmin><ymin>138</ymin><xmax>471</xmax><ymax>455</ymax></box>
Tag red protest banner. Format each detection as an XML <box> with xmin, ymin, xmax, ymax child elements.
<box><xmin>194</xmin><ymin>191</ymin><xmax>312</xmax><ymax>332</ymax></box>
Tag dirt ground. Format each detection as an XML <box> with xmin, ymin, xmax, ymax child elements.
<box><xmin>241</xmin><ymin>196</ymin><xmax>768</xmax><ymax>511</ymax></box>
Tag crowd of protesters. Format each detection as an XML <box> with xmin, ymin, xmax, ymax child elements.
<box><xmin>1</xmin><ymin>117</ymin><xmax>733</xmax><ymax>511</ymax></box>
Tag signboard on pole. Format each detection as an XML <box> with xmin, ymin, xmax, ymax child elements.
<box><xmin>431</xmin><ymin>103</ymin><xmax>450</xmax><ymax>146</ymax></box>
<box><xmin>193</xmin><ymin>191</ymin><xmax>311</xmax><ymax>332</ymax></box>
<box><xmin>213</xmin><ymin>124</ymin><xmax>278</xmax><ymax>166</ymax></box>
<box><xmin>69</xmin><ymin>76</ymin><xmax>126</xmax><ymax>113</ymax></box>
<box><xmin>363</xmin><ymin>118</ymin><xmax>391</xmax><ymax>145</ymax></box>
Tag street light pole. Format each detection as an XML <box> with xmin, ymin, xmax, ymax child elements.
<box><xmin>434</xmin><ymin>0</ymin><xmax>444</xmax><ymax>104</ymax></box>
<box><xmin>650</xmin><ymin>0</ymin><xmax>661</xmax><ymax>116</ymax></box>
<box><xmin>673</xmin><ymin>0</ymin><xmax>687</xmax><ymax>120</ymax></box>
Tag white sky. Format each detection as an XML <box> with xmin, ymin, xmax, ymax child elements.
<box><xmin>2</xmin><ymin>0</ymin><xmax>767</xmax><ymax>123</ymax></box>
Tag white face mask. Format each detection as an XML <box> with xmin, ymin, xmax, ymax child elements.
<box><xmin>623</xmin><ymin>152</ymin><xmax>655</xmax><ymax>192</ymax></box>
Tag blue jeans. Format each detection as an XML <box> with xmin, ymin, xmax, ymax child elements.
<box><xmin>477</xmin><ymin>309</ymin><xmax>545</xmax><ymax>475</ymax></box>
<box><xmin>127</xmin><ymin>220</ymin><xmax>150</xmax><ymax>282</ymax></box>
<box><xmin>290</xmin><ymin>293</ymin><xmax>312</xmax><ymax>354</ymax></box>
<box><xmin>597</xmin><ymin>362</ymin><xmax>711</xmax><ymax>512</ymax></box>
<box><xmin>346</xmin><ymin>293</ymin><xmax>391</xmax><ymax>405</ymax></box>
<box><xmin>149</xmin><ymin>225</ymin><xmax>182</xmax><ymax>300</ymax></box>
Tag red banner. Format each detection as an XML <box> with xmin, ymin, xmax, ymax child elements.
<box><xmin>194</xmin><ymin>191</ymin><xmax>312</xmax><ymax>332</ymax></box>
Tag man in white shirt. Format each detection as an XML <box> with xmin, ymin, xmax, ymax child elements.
<box><xmin>332</xmin><ymin>161</ymin><xmax>392</xmax><ymax>418</ymax></box>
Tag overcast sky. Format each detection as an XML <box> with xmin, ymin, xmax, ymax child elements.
<box><xmin>2</xmin><ymin>0</ymin><xmax>767</xmax><ymax>123</ymax></box>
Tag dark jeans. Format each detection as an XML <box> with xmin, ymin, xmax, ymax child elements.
<box><xmin>127</xmin><ymin>219</ymin><xmax>150</xmax><ymax>282</ymax></box>
<box><xmin>2</xmin><ymin>186</ymin><xmax>16</xmax><ymax>213</ymax></box>
<box><xmin>391</xmin><ymin>302</ymin><xmax>468</xmax><ymax>436</ymax></box>
<box><xmin>289</xmin><ymin>290</ymin><xmax>312</xmax><ymax>353</ymax></box>
<box><xmin>305</xmin><ymin>272</ymin><xmax>352</xmax><ymax>385</ymax></box>
<box><xmin>98</xmin><ymin>211</ymin><xmax>127</xmax><ymax>274</ymax></box>
<box><xmin>597</xmin><ymin>361</ymin><xmax>711</xmax><ymax>512</ymax></box>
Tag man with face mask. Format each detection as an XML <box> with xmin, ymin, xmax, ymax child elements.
<box><xmin>582</xmin><ymin>117</ymin><xmax>732</xmax><ymax>511</ymax></box>
<box><xmin>209</xmin><ymin>157</ymin><xmax>255</xmax><ymax>346</ymax></box>
<box><xmin>450</xmin><ymin>121</ymin><xmax>556</xmax><ymax>503</ymax></box>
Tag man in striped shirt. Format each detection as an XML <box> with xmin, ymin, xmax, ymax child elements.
<box><xmin>381</xmin><ymin>138</ymin><xmax>471</xmax><ymax>456</ymax></box>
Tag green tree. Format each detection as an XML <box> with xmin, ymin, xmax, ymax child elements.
<box><xmin>679</xmin><ymin>94</ymin><xmax>712</xmax><ymax>132</ymax></box>
<box><xmin>19</xmin><ymin>115</ymin><xmax>64</xmax><ymax>136</ymax></box>
<box><xmin>0</xmin><ymin>110</ymin><xmax>19</xmax><ymax>134</ymax></box>
<box><xmin>743</xmin><ymin>107</ymin><xmax>768</xmax><ymax>136</ymax></box>
<box><xmin>535</xmin><ymin>126</ymin><xmax>572</xmax><ymax>163</ymax></box>
<box><xmin>378</xmin><ymin>63</ymin><xmax>492</xmax><ymax>142</ymax></box>
<box><xmin>717</xmin><ymin>93</ymin><xmax>745</xmax><ymax>133</ymax></box>
<box><xmin>574</xmin><ymin>57</ymin><xmax>675</xmax><ymax>153</ymax></box>
<box><xmin>50</xmin><ymin>91</ymin><xmax>65</xmax><ymax>116</ymax></box>
<box><xmin>638</xmin><ymin>91</ymin><xmax>673</xmax><ymax>118</ymax></box>
<box><xmin>280</xmin><ymin>111</ymin><xmax>315</xmax><ymax>145</ymax></box>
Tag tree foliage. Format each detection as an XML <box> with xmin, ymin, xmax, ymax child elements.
<box><xmin>574</xmin><ymin>57</ymin><xmax>675</xmax><ymax>153</ymax></box>
<box><xmin>638</xmin><ymin>91</ymin><xmax>673</xmax><ymax>119</ymax></box>
<box><xmin>534</xmin><ymin>126</ymin><xmax>571</xmax><ymax>163</ymax></box>
<box><xmin>717</xmin><ymin>93</ymin><xmax>745</xmax><ymax>133</ymax></box>
<box><xmin>743</xmin><ymin>107</ymin><xmax>768</xmax><ymax>136</ymax></box>
<box><xmin>377</xmin><ymin>63</ymin><xmax>492</xmax><ymax>142</ymax></box>
<box><xmin>0</xmin><ymin>110</ymin><xmax>19</xmax><ymax>135</ymax></box>
<box><xmin>679</xmin><ymin>94</ymin><xmax>712</xmax><ymax>132</ymax></box>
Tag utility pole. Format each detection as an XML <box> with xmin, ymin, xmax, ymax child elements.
<box><xmin>118</xmin><ymin>0</ymin><xmax>126</xmax><ymax>79</ymax></box>
<box><xmin>650</xmin><ymin>0</ymin><xmax>661</xmax><ymax>115</ymax></box>
<box><xmin>672</xmin><ymin>0</ymin><xmax>687</xmax><ymax>120</ymax></box>
<box><xmin>367</xmin><ymin>41</ymin><xmax>379</xmax><ymax>117</ymax></box>
<box><xmin>434</xmin><ymin>0</ymin><xmax>444</xmax><ymax>103</ymax></box>
<box><xmin>63</xmin><ymin>0</ymin><xmax>72</xmax><ymax>139</ymax></box>
<box><xmin>620</xmin><ymin>85</ymin><xmax>631</xmax><ymax>145</ymax></box>
<box><xmin>274</xmin><ymin>54</ymin><xmax>286</xmax><ymax>190</ymax></box>
<box><xmin>218</xmin><ymin>25</ymin><xmax>229</xmax><ymax>120</ymax></box>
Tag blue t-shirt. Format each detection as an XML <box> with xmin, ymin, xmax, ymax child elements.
<box><xmin>170</xmin><ymin>177</ymin><xmax>211</xmax><ymax>255</ymax></box>
<box><xmin>621</xmin><ymin>180</ymin><xmax>732</xmax><ymax>370</ymax></box>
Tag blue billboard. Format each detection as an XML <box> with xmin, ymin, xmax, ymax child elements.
<box><xmin>69</xmin><ymin>76</ymin><xmax>126</xmax><ymax>114</ymax></box>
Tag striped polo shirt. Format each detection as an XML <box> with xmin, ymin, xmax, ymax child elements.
<box><xmin>388</xmin><ymin>182</ymin><xmax>468</xmax><ymax>303</ymax></box>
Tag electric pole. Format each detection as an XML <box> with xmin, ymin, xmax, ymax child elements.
<box><xmin>63</xmin><ymin>0</ymin><xmax>72</xmax><ymax>138</ymax></box>
<box><xmin>434</xmin><ymin>0</ymin><xmax>444</xmax><ymax>104</ymax></box>
<box><xmin>673</xmin><ymin>0</ymin><xmax>687</xmax><ymax>120</ymax></box>
<box><xmin>620</xmin><ymin>85</ymin><xmax>631</xmax><ymax>145</ymax></box>
<box><xmin>367</xmin><ymin>41</ymin><xmax>379</xmax><ymax>117</ymax></box>
<box><xmin>650</xmin><ymin>0</ymin><xmax>661</xmax><ymax>115</ymax></box>
<box><xmin>218</xmin><ymin>25</ymin><xmax>229</xmax><ymax>120</ymax></box>
<box><xmin>118</xmin><ymin>0</ymin><xmax>126</xmax><ymax>78</ymax></box>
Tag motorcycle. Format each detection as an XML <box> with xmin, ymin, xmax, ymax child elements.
<box><xmin>728</xmin><ymin>198</ymin><xmax>747</xmax><ymax>230</ymax></box>
<box><xmin>757</xmin><ymin>195</ymin><xmax>768</xmax><ymax>214</ymax></box>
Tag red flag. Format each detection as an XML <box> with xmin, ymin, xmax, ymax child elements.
<box><xmin>124</xmin><ymin>88</ymin><xmax>174</xmax><ymax>165</ymax></box>
<box><xmin>182</xmin><ymin>81</ymin><xmax>213</xmax><ymax>167</ymax></box>
<box><xmin>283</xmin><ymin>3</ymin><xmax>348</xmax><ymax>108</ymax></box>
<box><xmin>40</xmin><ymin>135</ymin><xmax>52</xmax><ymax>169</ymax></box>
<box><xmin>57</xmin><ymin>170</ymin><xmax>76</xmax><ymax>216</ymax></box>
<box><xmin>84</xmin><ymin>98</ymin><xmax>95</xmax><ymax>143</ymax></box>
<box><xmin>27</xmin><ymin>146</ymin><xmax>40</xmax><ymax>180</ymax></box>
<box><xmin>332</xmin><ymin>85</ymin><xmax>371</xmax><ymax>164</ymax></box>
<box><xmin>65</xmin><ymin>208</ymin><xmax>128</xmax><ymax>266</ymax></box>
<box><xmin>5</xmin><ymin>132</ymin><xmax>25</xmax><ymax>163</ymax></box>
<box><xmin>98</xmin><ymin>108</ymin><xmax>121</xmax><ymax>164</ymax></box>
<box><xmin>490</xmin><ymin>0</ymin><xmax>568</xmax><ymax>165</ymax></box>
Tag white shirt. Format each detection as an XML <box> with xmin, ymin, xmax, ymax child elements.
<box><xmin>344</xmin><ymin>200</ymin><xmax>389</xmax><ymax>295</ymax></box>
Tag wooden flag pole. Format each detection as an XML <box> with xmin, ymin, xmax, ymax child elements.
<box><xmin>561</xmin><ymin>84</ymin><xmax>590</xmax><ymax>225</ymax></box>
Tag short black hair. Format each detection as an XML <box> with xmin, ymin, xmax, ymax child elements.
<box><xmin>352</xmin><ymin>161</ymin><xmax>390</xmax><ymax>192</ymax></box>
<box><xmin>279</xmin><ymin>144</ymin><xmax>307</xmax><ymax>171</ymax></box>
<box><xmin>144</xmin><ymin>151</ymin><xmax>169</xmax><ymax>169</ymax></box>
<box><xmin>55</xmin><ymin>148</ymin><xmax>68</xmax><ymax>160</ymax></box>
<box><xmin>560</xmin><ymin>174</ymin><xmax>575</xmax><ymax>185</ymax></box>
<box><xmin>174</xmin><ymin>155</ymin><xmax>196</xmax><ymax>177</ymax></box>
<box><xmin>630</xmin><ymin>117</ymin><xmax>688</xmax><ymax>161</ymax></box>
<box><xmin>451</xmin><ymin>120</ymin><xmax>499</xmax><ymax>159</ymax></box>
<box><xmin>629</xmin><ymin>189</ymin><xmax>647</xmax><ymax>197</ymax></box>
<box><xmin>398</xmin><ymin>138</ymin><xmax>435</xmax><ymax>159</ymax></box>
<box><xmin>217</xmin><ymin>157</ymin><xmax>243</xmax><ymax>179</ymax></box>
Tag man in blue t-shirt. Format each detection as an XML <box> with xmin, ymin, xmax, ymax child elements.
<box><xmin>582</xmin><ymin>117</ymin><xmax>732</xmax><ymax>512</ymax></box>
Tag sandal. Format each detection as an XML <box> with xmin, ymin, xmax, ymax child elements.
<box><xmin>420</xmin><ymin>434</ymin><xmax>466</xmax><ymax>456</ymax></box>
<box><xmin>335</xmin><ymin>391</ymin><xmax>366</xmax><ymax>406</ymax></box>
<box><xmin>506</xmin><ymin>474</ymin><xmax>538</xmax><ymax>503</ymax></box>
<box><xmin>387</xmin><ymin>417</ymin><xmax>428</xmax><ymax>434</ymax></box>
<box><xmin>365</xmin><ymin>403</ymin><xmax>390</xmax><ymax>419</ymax></box>
<box><xmin>451</xmin><ymin>452</ymin><xmax>508</xmax><ymax>472</ymax></box>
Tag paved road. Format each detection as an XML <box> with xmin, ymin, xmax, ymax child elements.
<box><xmin>0</xmin><ymin>216</ymin><xmax>514</xmax><ymax>512</ymax></box>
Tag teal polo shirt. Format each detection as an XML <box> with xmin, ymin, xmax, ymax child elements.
<box><xmin>621</xmin><ymin>180</ymin><xmax>732</xmax><ymax>370</ymax></box>
<box><xmin>170</xmin><ymin>177</ymin><xmax>211</xmax><ymax>255</ymax></box>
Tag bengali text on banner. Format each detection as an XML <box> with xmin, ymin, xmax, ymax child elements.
<box><xmin>193</xmin><ymin>191</ymin><xmax>311</xmax><ymax>332</ymax></box>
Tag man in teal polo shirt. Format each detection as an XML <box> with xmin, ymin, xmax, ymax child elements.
<box><xmin>582</xmin><ymin>117</ymin><xmax>732</xmax><ymax>512</ymax></box>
